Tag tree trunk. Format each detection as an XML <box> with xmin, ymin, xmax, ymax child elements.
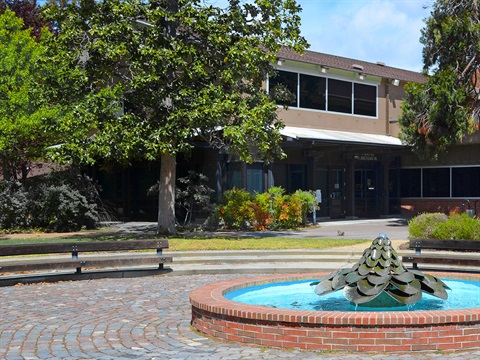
<box><xmin>157</xmin><ymin>152</ymin><xmax>177</xmax><ymax>235</ymax></box>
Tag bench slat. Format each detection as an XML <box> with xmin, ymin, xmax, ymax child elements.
<box><xmin>403</xmin><ymin>254</ymin><xmax>480</xmax><ymax>267</ymax></box>
<box><xmin>409</xmin><ymin>239</ymin><xmax>480</xmax><ymax>251</ymax></box>
<box><xmin>0</xmin><ymin>239</ymin><xmax>169</xmax><ymax>256</ymax></box>
<box><xmin>0</xmin><ymin>255</ymin><xmax>173</xmax><ymax>273</ymax></box>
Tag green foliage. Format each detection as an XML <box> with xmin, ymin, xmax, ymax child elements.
<box><xmin>0</xmin><ymin>171</ymin><xmax>109</xmax><ymax>232</ymax></box>
<box><xmin>0</xmin><ymin>181</ymin><xmax>30</xmax><ymax>229</ymax></box>
<box><xmin>293</xmin><ymin>189</ymin><xmax>316</xmax><ymax>225</ymax></box>
<box><xmin>271</xmin><ymin>192</ymin><xmax>303</xmax><ymax>229</ymax></box>
<box><xmin>408</xmin><ymin>212</ymin><xmax>480</xmax><ymax>240</ymax></box>
<box><xmin>432</xmin><ymin>213</ymin><xmax>480</xmax><ymax>240</ymax></box>
<box><xmin>175</xmin><ymin>171</ymin><xmax>215</xmax><ymax>226</ymax></box>
<box><xmin>217</xmin><ymin>188</ymin><xmax>253</xmax><ymax>230</ymax></box>
<box><xmin>408</xmin><ymin>212</ymin><xmax>449</xmax><ymax>239</ymax></box>
<box><xmin>251</xmin><ymin>192</ymin><xmax>273</xmax><ymax>230</ymax></box>
<box><xmin>42</xmin><ymin>0</ymin><xmax>308</xmax><ymax>163</ymax></box>
<box><xmin>42</xmin><ymin>0</ymin><xmax>308</xmax><ymax>233</ymax></box>
<box><xmin>0</xmin><ymin>9</ymin><xmax>61</xmax><ymax>180</ymax></box>
<box><xmin>217</xmin><ymin>187</ymin><xmax>315</xmax><ymax>230</ymax></box>
<box><xmin>398</xmin><ymin>0</ymin><xmax>480</xmax><ymax>159</ymax></box>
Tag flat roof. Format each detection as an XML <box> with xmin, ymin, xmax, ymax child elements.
<box><xmin>280</xmin><ymin>126</ymin><xmax>405</xmax><ymax>147</ymax></box>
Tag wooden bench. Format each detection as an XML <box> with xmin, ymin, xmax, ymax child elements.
<box><xmin>0</xmin><ymin>239</ymin><xmax>172</xmax><ymax>285</ymax></box>
<box><xmin>402</xmin><ymin>238</ymin><xmax>480</xmax><ymax>270</ymax></box>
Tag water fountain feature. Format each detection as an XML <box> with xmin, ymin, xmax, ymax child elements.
<box><xmin>190</xmin><ymin>234</ymin><xmax>480</xmax><ymax>352</ymax></box>
<box><xmin>312</xmin><ymin>233</ymin><xmax>450</xmax><ymax>308</ymax></box>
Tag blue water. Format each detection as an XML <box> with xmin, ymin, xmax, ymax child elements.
<box><xmin>225</xmin><ymin>279</ymin><xmax>480</xmax><ymax>312</ymax></box>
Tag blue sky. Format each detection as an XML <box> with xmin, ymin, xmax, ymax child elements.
<box><xmin>297</xmin><ymin>0</ymin><xmax>432</xmax><ymax>72</ymax></box>
<box><xmin>36</xmin><ymin>0</ymin><xmax>431</xmax><ymax>72</ymax></box>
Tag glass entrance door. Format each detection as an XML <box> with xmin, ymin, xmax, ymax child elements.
<box><xmin>355</xmin><ymin>168</ymin><xmax>378</xmax><ymax>217</ymax></box>
<box><xmin>330</xmin><ymin>169</ymin><xmax>345</xmax><ymax>218</ymax></box>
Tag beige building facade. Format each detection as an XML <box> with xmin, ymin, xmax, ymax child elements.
<box><xmin>231</xmin><ymin>48</ymin><xmax>480</xmax><ymax>219</ymax></box>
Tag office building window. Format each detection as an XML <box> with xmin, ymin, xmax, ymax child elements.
<box><xmin>299</xmin><ymin>74</ymin><xmax>326</xmax><ymax>110</ymax></box>
<box><xmin>327</xmin><ymin>79</ymin><xmax>352</xmax><ymax>114</ymax></box>
<box><xmin>354</xmin><ymin>83</ymin><xmax>377</xmax><ymax>117</ymax></box>
<box><xmin>268</xmin><ymin>70</ymin><xmax>297</xmax><ymax>107</ymax></box>
<box><xmin>452</xmin><ymin>167</ymin><xmax>480</xmax><ymax>197</ymax></box>
<box><xmin>423</xmin><ymin>168</ymin><xmax>450</xmax><ymax>197</ymax></box>
<box><xmin>268</xmin><ymin>70</ymin><xmax>377</xmax><ymax>117</ymax></box>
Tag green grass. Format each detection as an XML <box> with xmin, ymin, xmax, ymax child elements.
<box><xmin>168</xmin><ymin>237</ymin><xmax>369</xmax><ymax>251</ymax></box>
<box><xmin>0</xmin><ymin>233</ymin><xmax>370</xmax><ymax>251</ymax></box>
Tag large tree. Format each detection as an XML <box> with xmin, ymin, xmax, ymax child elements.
<box><xmin>43</xmin><ymin>0</ymin><xmax>307</xmax><ymax>234</ymax></box>
<box><xmin>399</xmin><ymin>0</ymin><xmax>480</xmax><ymax>158</ymax></box>
<box><xmin>0</xmin><ymin>0</ymin><xmax>52</xmax><ymax>40</ymax></box>
<box><xmin>0</xmin><ymin>9</ymin><xmax>59</xmax><ymax>181</ymax></box>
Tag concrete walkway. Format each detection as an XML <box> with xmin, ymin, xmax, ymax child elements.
<box><xmin>2</xmin><ymin>218</ymin><xmax>480</xmax><ymax>359</ymax></box>
<box><xmin>114</xmin><ymin>217</ymin><xmax>410</xmax><ymax>241</ymax></box>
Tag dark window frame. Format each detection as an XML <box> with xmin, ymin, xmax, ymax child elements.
<box><xmin>268</xmin><ymin>70</ymin><xmax>378</xmax><ymax>118</ymax></box>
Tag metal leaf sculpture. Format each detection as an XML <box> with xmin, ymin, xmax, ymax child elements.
<box><xmin>312</xmin><ymin>233</ymin><xmax>450</xmax><ymax>307</ymax></box>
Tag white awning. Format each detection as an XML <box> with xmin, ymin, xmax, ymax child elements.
<box><xmin>280</xmin><ymin>126</ymin><xmax>404</xmax><ymax>147</ymax></box>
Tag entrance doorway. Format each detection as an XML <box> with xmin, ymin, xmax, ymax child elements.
<box><xmin>355</xmin><ymin>168</ymin><xmax>379</xmax><ymax>217</ymax></box>
<box><xmin>330</xmin><ymin>168</ymin><xmax>345</xmax><ymax>218</ymax></box>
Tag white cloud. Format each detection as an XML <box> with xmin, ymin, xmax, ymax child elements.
<box><xmin>298</xmin><ymin>0</ymin><xmax>430</xmax><ymax>71</ymax></box>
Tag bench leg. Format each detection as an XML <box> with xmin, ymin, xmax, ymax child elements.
<box><xmin>158</xmin><ymin>263</ymin><xmax>164</xmax><ymax>270</ymax></box>
<box><xmin>413</xmin><ymin>263</ymin><xmax>418</xmax><ymax>270</ymax></box>
<box><xmin>76</xmin><ymin>267</ymin><xmax>82</xmax><ymax>274</ymax></box>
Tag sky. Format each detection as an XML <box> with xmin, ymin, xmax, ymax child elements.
<box><xmin>296</xmin><ymin>0</ymin><xmax>433</xmax><ymax>72</ymax></box>
<box><xmin>35</xmin><ymin>0</ymin><xmax>433</xmax><ymax>72</ymax></box>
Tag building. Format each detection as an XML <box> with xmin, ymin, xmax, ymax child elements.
<box><xmin>92</xmin><ymin>48</ymin><xmax>480</xmax><ymax>221</ymax></box>
<box><xmin>232</xmin><ymin>48</ymin><xmax>424</xmax><ymax>220</ymax></box>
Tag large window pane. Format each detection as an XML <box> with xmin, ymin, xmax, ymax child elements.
<box><xmin>300</xmin><ymin>74</ymin><xmax>326</xmax><ymax>110</ymax></box>
<box><xmin>423</xmin><ymin>168</ymin><xmax>450</xmax><ymax>197</ymax></box>
<box><xmin>452</xmin><ymin>167</ymin><xmax>480</xmax><ymax>197</ymax></box>
<box><xmin>288</xmin><ymin>164</ymin><xmax>306</xmax><ymax>192</ymax></box>
<box><xmin>269</xmin><ymin>70</ymin><xmax>297</xmax><ymax>107</ymax></box>
<box><xmin>226</xmin><ymin>162</ymin><xmax>242</xmax><ymax>190</ymax></box>
<box><xmin>400</xmin><ymin>169</ymin><xmax>421</xmax><ymax>197</ymax></box>
<box><xmin>354</xmin><ymin>83</ymin><xmax>377</xmax><ymax>116</ymax></box>
<box><xmin>247</xmin><ymin>164</ymin><xmax>264</xmax><ymax>194</ymax></box>
<box><xmin>328</xmin><ymin>79</ymin><xmax>352</xmax><ymax>114</ymax></box>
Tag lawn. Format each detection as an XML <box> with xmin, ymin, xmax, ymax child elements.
<box><xmin>0</xmin><ymin>233</ymin><xmax>370</xmax><ymax>251</ymax></box>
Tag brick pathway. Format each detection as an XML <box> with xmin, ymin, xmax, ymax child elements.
<box><xmin>1</xmin><ymin>274</ymin><xmax>479</xmax><ymax>359</ymax></box>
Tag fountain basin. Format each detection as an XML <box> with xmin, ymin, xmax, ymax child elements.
<box><xmin>190</xmin><ymin>272</ymin><xmax>480</xmax><ymax>352</ymax></box>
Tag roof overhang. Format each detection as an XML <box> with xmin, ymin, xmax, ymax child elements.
<box><xmin>280</xmin><ymin>126</ymin><xmax>405</xmax><ymax>147</ymax></box>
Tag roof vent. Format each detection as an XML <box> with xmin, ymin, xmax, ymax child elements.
<box><xmin>376</xmin><ymin>61</ymin><xmax>386</xmax><ymax>66</ymax></box>
<box><xmin>352</xmin><ymin>64</ymin><xmax>364</xmax><ymax>71</ymax></box>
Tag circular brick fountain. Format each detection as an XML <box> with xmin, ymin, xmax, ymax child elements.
<box><xmin>190</xmin><ymin>272</ymin><xmax>480</xmax><ymax>352</ymax></box>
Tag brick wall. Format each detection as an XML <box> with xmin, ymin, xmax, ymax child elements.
<box><xmin>190</xmin><ymin>273</ymin><xmax>480</xmax><ymax>352</ymax></box>
<box><xmin>400</xmin><ymin>199</ymin><xmax>479</xmax><ymax>218</ymax></box>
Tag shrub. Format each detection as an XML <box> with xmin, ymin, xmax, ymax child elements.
<box><xmin>0</xmin><ymin>170</ymin><xmax>107</xmax><ymax>232</ymax></box>
<box><xmin>408</xmin><ymin>212</ymin><xmax>448</xmax><ymax>238</ymax></box>
<box><xmin>217</xmin><ymin>188</ymin><xmax>252</xmax><ymax>229</ymax></box>
<box><xmin>216</xmin><ymin>187</ymin><xmax>317</xmax><ymax>231</ymax></box>
<box><xmin>251</xmin><ymin>192</ymin><xmax>273</xmax><ymax>230</ymax></box>
<box><xmin>432</xmin><ymin>213</ymin><xmax>480</xmax><ymax>240</ymax></box>
<box><xmin>293</xmin><ymin>189</ymin><xmax>316</xmax><ymax>226</ymax></box>
<box><xmin>0</xmin><ymin>181</ymin><xmax>30</xmax><ymax>230</ymax></box>
<box><xmin>175</xmin><ymin>171</ymin><xmax>215</xmax><ymax>226</ymax></box>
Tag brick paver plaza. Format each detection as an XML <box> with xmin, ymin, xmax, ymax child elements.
<box><xmin>1</xmin><ymin>273</ymin><xmax>480</xmax><ymax>359</ymax></box>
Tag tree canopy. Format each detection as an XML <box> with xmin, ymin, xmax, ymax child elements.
<box><xmin>0</xmin><ymin>9</ymin><xmax>59</xmax><ymax>181</ymax></box>
<box><xmin>0</xmin><ymin>0</ymin><xmax>52</xmax><ymax>40</ymax></box>
<box><xmin>399</xmin><ymin>0</ymin><xmax>480</xmax><ymax>158</ymax></box>
<box><xmin>43</xmin><ymin>0</ymin><xmax>308</xmax><ymax>233</ymax></box>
